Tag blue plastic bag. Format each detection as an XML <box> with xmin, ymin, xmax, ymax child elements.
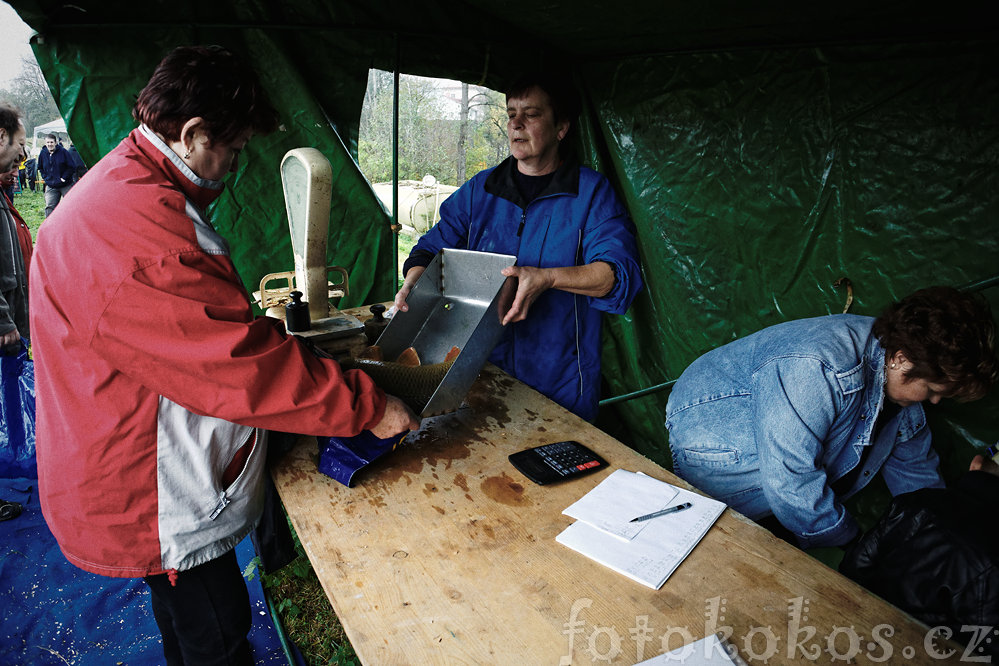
<box><xmin>318</xmin><ymin>430</ymin><xmax>408</xmax><ymax>487</ymax></box>
<box><xmin>1</xmin><ymin>341</ymin><xmax>36</xmax><ymax>479</ymax></box>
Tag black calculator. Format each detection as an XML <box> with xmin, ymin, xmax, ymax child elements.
<box><xmin>508</xmin><ymin>440</ymin><xmax>608</xmax><ymax>485</ymax></box>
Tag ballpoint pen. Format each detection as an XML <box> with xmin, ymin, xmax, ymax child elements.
<box><xmin>630</xmin><ymin>501</ymin><xmax>693</xmax><ymax>523</ymax></box>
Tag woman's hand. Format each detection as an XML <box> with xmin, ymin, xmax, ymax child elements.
<box><xmin>499</xmin><ymin>261</ymin><xmax>614</xmax><ymax>325</ymax></box>
<box><xmin>500</xmin><ymin>265</ymin><xmax>555</xmax><ymax>325</ymax></box>
<box><xmin>1</xmin><ymin>329</ymin><xmax>21</xmax><ymax>348</ymax></box>
<box><xmin>370</xmin><ymin>394</ymin><xmax>421</xmax><ymax>439</ymax></box>
<box><xmin>393</xmin><ymin>266</ymin><xmax>426</xmax><ymax>313</ymax></box>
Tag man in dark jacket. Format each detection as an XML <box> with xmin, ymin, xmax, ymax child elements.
<box><xmin>24</xmin><ymin>157</ymin><xmax>36</xmax><ymax>191</ymax></box>
<box><xmin>841</xmin><ymin>452</ymin><xmax>999</xmax><ymax>659</ymax></box>
<box><xmin>37</xmin><ymin>133</ymin><xmax>75</xmax><ymax>217</ymax></box>
<box><xmin>0</xmin><ymin>102</ymin><xmax>28</xmax><ymax>353</ymax></box>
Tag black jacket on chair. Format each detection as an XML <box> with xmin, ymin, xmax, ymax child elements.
<box><xmin>840</xmin><ymin>470</ymin><xmax>999</xmax><ymax>658</ymax></box>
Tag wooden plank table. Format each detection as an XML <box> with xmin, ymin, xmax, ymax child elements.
<box><xmin>272</xmin><ymin>361</ymin><xmax>963</xmax><ymax>664</ymax></box>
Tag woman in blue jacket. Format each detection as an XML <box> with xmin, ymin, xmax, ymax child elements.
<box><xmin>665</xmin><ymin>287</ymin><xmax>997</xmax><ymax>549</ymax></box>
<box><xmin>395</xmin><ymin>74</ymin><xmax>642</xmax><ymax>420</ymax></box>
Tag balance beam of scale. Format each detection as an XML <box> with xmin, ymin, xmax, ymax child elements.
<box><xmin>254</xmin><ymin>148</ymin><xmax>366</xmax><ymax>343</ymax></box>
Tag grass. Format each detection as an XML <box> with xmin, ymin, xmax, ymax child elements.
<box><xmin>10</xmin><ymin>186</ymin><xmax>45</xmax><ymax>236</ymax></box>
<box><xmin>247</xmin><ymin>524</ymin><xmax>360</xmax><ymax>665</ymax></box>
<box><xmin>395</xmin><ymin>228</ymin><xmax>418</xmax><ymax>288</ymax></box>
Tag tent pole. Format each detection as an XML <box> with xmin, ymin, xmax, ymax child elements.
<box><xmin>392</xmin><ymin>36</ymin><xmax>400</xmax><ymax>288</ymax></box>
<box><xmin>959</xmin><ymin>274</ymin><xmax>999</xmax><ymax>293</ymax></box>
<box><xmin>598</xmin><ymin>379</ymin><xmax>675</xmax><ymax>407</ymax></box>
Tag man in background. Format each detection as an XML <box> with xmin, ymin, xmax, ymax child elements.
<box><xmin>67</xmin><ymin>144</ymin><xmax>87</xmax><ymax>183</ymax></box>
<box><xmin>1</xmin><ymin>165</ymin><xmax>33</xmax><ymax>273</ymax></box>
<box><xmin>24</xmin><ymin>155</ymin><xmax>36</xmax><ymax>191</ymax></box>
<box><xmin>37</xmin><ymin>133</ymin><xmax>74</xmax><ymax>217</ymax></box>
<box><xmin>0</xmin><ymin>103</ymin><xmax>29</xmax><ymax>524</ymax></box>
<box><xmin>0</xmin><ymin>102</ymin><xmax>29</xmax><ymax>354</ymax></box>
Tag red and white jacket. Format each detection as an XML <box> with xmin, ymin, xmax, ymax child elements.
<box><xmin>29</xmin><ymin>126</ymin><xmax>386</xmax><ymax>578</ymax></box>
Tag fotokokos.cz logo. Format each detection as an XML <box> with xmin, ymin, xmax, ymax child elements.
<box><xmin>560</xmin><ymin>596</ymin><xmax>997</xmax><ymax>663</ymax></box>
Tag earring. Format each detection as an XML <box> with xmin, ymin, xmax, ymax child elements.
<box><xmin>183</xmin><ymin>151</ymin><xmax>191</xmax><ymax>159</ymax></box>
<box><xmin>890</xmin><ymin>363</ymin><xmax>897</xmax><ymax>369</ymax></box>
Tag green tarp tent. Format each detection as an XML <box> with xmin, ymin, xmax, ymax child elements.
<box><xmin>9</xmin><ymin>1</ymin><xmax>999</xmax><ymax>524</ymax></box>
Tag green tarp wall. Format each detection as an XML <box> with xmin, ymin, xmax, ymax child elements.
<box><xmin>10</xmin><ymin>2</ymin><xmax>998</xmax><ymax>515</ymax></box>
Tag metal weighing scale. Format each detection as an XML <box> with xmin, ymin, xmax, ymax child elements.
<box><xmin>254</xmin><ymin>147</ymin><xmax>365</xmax><ymax>343</ymax></box>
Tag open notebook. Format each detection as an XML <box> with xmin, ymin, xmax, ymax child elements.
<box><xmin>556</xmin><ymin>469</ymin><xmax>725</xmax><ymax>589</ymax></box>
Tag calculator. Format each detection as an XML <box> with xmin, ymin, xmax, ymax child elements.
<box><xmin>508</xmin><ymin>440</ymin><xmax>608</xmax><ymax>485</ymax></box>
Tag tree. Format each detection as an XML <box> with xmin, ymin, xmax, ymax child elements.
<box><xmin>457</xmin><ymin>83</ymin><xmax>468</xmax><ymax>185</ymax></box>
<box><xmin>359</xmin><ymin>71</ymin><xmax>508</xmax><ymax>188</ymax></box>
<box><xmin>464</xmin><ymin>87</ymin><xmax>508</xmax><ymax>174</ymax></box>
<box><xmin>0</xmin><ymin>57</ymin><xmax>60</xmax><ymax>142</ymax></box>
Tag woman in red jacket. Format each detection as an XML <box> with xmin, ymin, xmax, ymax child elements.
<box><xmin>30</xmin><ymin>46</ymin><xmax>418</xmax><ymax>664</ymax></box>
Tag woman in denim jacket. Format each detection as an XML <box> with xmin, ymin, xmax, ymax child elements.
<box><xmin>665</xmin><ymin>287</ymin><xmax>997</xmax><ymax>549</ymax></box>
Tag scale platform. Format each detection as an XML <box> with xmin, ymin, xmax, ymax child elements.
<box><xmin>291</xmin><ymin>313</ymin><xmax>365</xmax><ymax>342</ymax></box>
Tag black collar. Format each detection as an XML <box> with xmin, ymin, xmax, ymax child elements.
<box><xmin>484</xmin><ymin>156</ymin><xmax>580</xmax><ymax>209</ymax></box>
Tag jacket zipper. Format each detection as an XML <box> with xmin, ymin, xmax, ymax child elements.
<box><xmin>515</xmin><ymin>191</ymin><xmax>564</xmax><ymax>237</ymax></box>
<box><xmin>209</xmin><ymin>491</ymin><xmax>230</xmax><ymax>520</ymax></box>
<box><xmin>210</xmin><ymin>430</ymin><xmax>257</xmax><ymax>520</ymax></box>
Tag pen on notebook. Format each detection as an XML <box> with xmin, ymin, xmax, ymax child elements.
<box><xmin>630</xmin><ymin>501</ymin><xmax>693</xmax><ymax>523</ymax></box>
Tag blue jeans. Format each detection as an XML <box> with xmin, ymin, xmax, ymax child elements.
<box><xmin>667</xmin><ymin>396</ymin><xmax>773</xmax><ymax>520</ymax></box>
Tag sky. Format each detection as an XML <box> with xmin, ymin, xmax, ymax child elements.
<box><xmin>0</xmin><ymin>2</ymin><xmax>37</xmax><ymax>89</ymax></box>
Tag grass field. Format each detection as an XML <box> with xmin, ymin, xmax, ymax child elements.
<box><xmin>10</xmin><ymin>187</ymin><xmax>45</xmax><ymax>235</ymax></box>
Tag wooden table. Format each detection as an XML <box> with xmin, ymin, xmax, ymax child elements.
<box><xmin>271</xmin><ymin>361</ymin><xmax>965</xmax><ymax>665</ymax></box>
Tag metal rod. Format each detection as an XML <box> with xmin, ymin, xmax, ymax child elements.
<box><xmin>958</xmin><ymin>274</ymin><xmax>999</xmax><ymax>293</ymax></box>
<box><xmin>393</xmin><ymin>37</ymin><xmax>400</xmax><ymax>287</ymax></box>
<box><xmin>598</xmin><ymin>379</ymin><xmax>676</xmax><ymax>407</ymax></box>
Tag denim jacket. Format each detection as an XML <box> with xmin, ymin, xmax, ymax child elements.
<box><xmin>665</xmin><ymin>314</ymin><xmax>944</xmax><ymax>549</ymax></box>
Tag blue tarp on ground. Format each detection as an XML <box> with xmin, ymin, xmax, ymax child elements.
<box><xmin>0</xmin><ymin>475</ymin><xmax>296</xmax><ymax>665</ymax></box>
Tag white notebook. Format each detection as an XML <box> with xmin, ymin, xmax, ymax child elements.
<box><xmin>556</xmin><ymin>470</ymin><xmax>725</xmax><ymax>589</ymax></box>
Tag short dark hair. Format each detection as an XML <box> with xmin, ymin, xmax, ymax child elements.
<box><xmin>506</xmin><ymin>72</ymin><xmax>580</xmax><ymax>159</ymax></box>
<box><xmin>0</xmin><ymin>102</ymin><xmax>24</xmax><ymax>142</ymax></box>
<box><xmin>872</xmin><ymin>286</ymin><xmax>998</xmax><ymax>401</ymax></box>
<box><xmin>45</xmin><ymin>133</ymin><xmax>57</xmax><ymax>141</ymax></box>
<box><xmin>133</xmin><ymin>45</ymin><xmax>279</xmax><ymax>145</ymax></box>
<box><xmin>506</xmin><ymin>73</ymin><xmax>580</xmax><ymax>126</ymax></box>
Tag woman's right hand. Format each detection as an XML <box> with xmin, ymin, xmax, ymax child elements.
<box><xmin>1</xmin><ymin>329</ymin><xmax>21</xmax><ymax>348</ymax></box>
<box><xmin>393</xmin><ymin>266</ymin><xmax>426</xmax><ymax>313</ymax></box>
<box><xmin>370</xmin><ymin>394</ymin><xmax>421</xmax><ymax>439</ymax></box>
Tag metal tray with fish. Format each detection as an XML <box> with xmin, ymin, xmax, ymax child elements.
<box><xmin>346</xmin><ymin>248</ymin><xmax>516</xmax><ymax>417</ymax></box>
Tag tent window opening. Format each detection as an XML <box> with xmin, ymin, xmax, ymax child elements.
<box><xmin>357</xmin><ymin>69</ymin><xmax>507</xmax><ymax>283</ymax></box>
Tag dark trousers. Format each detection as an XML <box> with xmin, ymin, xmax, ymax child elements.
<box><xmin>43</xmin><ymin>183</ymin><xmax>72</xmax><ymax>217</ymax></box>
<box><xmin>143</xmin><ymin>549</ymin><xmax>253</xmax><ymax>666</ymax></box>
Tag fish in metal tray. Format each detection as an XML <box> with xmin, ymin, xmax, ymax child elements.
<box><xmin>340</xmin><ymin>346</ymin><xmax>460</xmax><ymax>414</ymax></box>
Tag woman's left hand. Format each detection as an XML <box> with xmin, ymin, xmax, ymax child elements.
<box><xmin>500</xmin><ymin>265</ymin><xmax>554</xmax><ymax>325</ymax></box>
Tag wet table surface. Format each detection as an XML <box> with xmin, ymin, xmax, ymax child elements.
<box><xmin>271</xmin><ymin>362</ymin><xmax>958</xmax><ymax>665</ymax></box>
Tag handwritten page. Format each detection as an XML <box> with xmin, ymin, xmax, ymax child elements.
<box><xmin>562</xmin><ymin>469</ymin><xmax>679</xmax><ymax>541</ymax></box>
<box><xmin>556</xmin><ymin>474</ymin><xmax>725</xmax><ymax>589</ymax></box>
